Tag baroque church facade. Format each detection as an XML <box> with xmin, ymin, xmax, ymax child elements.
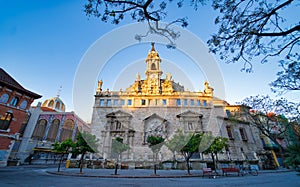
<box><xmin>91</xmin><ymin>43</ymin><xmax>264</xmax><ymax>169</ymax></box>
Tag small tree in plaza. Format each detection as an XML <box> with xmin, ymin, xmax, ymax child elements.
<box><xmin>180</xmin><ymin>133</ymin><xmax>203</xmax><ymax>175</ymax></box>
<box><xmin>203</xmin><ymin>136</ymin><xmax>229</xmax><ymax>171</ymax></box>
<box><xmin>165</xmin><ymin>130</ymin><xmax>193</xmax><ymax>169</ymax></box>
<box><xmin>146</xmin><ymin>135</ymin><xmax>165</xmax><ymax>176</ymax></box>
<box><xmin>111</xmin><ymin>137</ymin><xmax>130</xmax><ymax>175</ymax></box>
<box><xmin>53</xmin><ymin>138</ymin><xmax>74</xmax><ymax>172</ymax></box>
<box><xmin>72</xmin><ymin>132</ymin><xmax>98</xmax><ymax>174</ymax></box>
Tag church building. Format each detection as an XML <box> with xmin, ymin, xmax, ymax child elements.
<box><xmin>91</xmin><ymin>43</ymin><xmax>263</xmax><ymax>169</ymax></box>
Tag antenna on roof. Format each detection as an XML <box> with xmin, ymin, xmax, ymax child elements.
<box><xmin>57</xmin><ymin>86</ymin><xmax>62</xmax><ymax>97</ymax></box>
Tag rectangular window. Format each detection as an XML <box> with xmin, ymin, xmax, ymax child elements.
<box><xmin>197</xmin><ymin>100</ymin><xmax>201</xmax><ymax>106</ymax></box>
<box><xmin>141</xmin><ymin>99</ymin><xmax>146</xmax><ymax>106</ymax></box>
<box><xmin>176</xmin><ymin>99</ymin><xmax>181</xmax><ymax>106</ymax></box>
<box><xmin>188</xmin><ymin>122</ymin><xmax>193</xmax><ymax>130</ymax></box>
<box><xmin>107</xmin><ymin>99</ymin><xmax>111</xmax><ymax>106</ymax></box>
<box><xmin>203</xmin><ymin>100</ymin><xmax>207</xmax><ymax>106</ymax></box>
<box><xmin>190</xmin><ymin>99</ymin><xmax>194</xmax><ymax>106</ymax></box>
<box><xmin>113</xmin><ymin>99</ymin><xmax>119</xmax><ymax>106</ymax></box>
<box><xmin>100</xmin><ymin>99</ymin><xmax>105</xmax><ymax>106</ymax></box>
<box><xmin>116</xmin><ymin>121</ymin><xmax>122</xmax><ymax>130</ymax></box>
<box><xmin>121</xmin><ymin>99</ymin><xmax>125</xmax><ymax>106</ymax></box>
<box><xmin>226</xmin><ymin>126</ymin><xmax>234</xmax><ymax>140</ymax></box>
<box><xmin>0</xmin><ymin>112</ymin><xmax>13</xmax><ymax>130</ymax></box>
<box><xmin>184</xmin><ymin>99</ymin><xmax>188</xmax><ymax>106</ymax></box>
<box><xmin>128</xmin><ymin>99</ymin><xmax>132</xmax><ymax>106</ymax></box>
<box><xmin>239</xmin><ymin>128</ymin><xmax>248</xmax><ymax>141</ymax></box>
<box><xmin>162</xmin><ymin>99</ymin><xmax>167</xmax><ymax>106</ymax></box>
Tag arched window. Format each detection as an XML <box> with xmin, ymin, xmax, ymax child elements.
<box><xmin>61</xmin><ymin>104</ymin><xmax>65</xmax><ymax>111</ymax></box>
<box><xmin>151</xmin><ymin>63</ymin><xmax>156</xmax><ymax>70</ymax></box>
<box><xmin>48</xmin><ymin>100</ymin><xmax>54</xmax><ymax>107</ymax></box>
<box><xmin>42</xmin><ymin>100</ymin><xmax>48</xmax><ymax>107</ymax></box>
<box><xmin>32</xmin><ymin>119</ymin><xmax>47</xmax><ymax>140</ymax></box>
<box><xmin>46</xmin><ymin>119</ymin><xmax>60</xmax><ymax>142</ymax></box>
<box><xmin>0</xmin><ymin>111</ymin><xmax>13</xmax><ymax>130</ymax></box>
<box><xmin>59</xmin><ymin>119</ymin><xmax>74</xmax><ymax>142</ymax></box>
<box><xmin>19</xmin><ymin>100</ymin><xmax>28</xmax><ymax>109</ymax></box>
<box><xmin>10</xmin><ymin>97</ymin><xmax>19</xmax><ymax>106</ymax></box>
<box><xmin>55</xmin><ymin>102</ymin><xmax>60</xmax><ymax>110</ymax></box>
<box><xmin>0</xmin><ymin>93</ymin><xmax>9</xmax><ymax>104</ymax></box>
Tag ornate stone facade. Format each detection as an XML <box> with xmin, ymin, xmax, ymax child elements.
<box><xmin>91</xmin><ymin>43</ymin><xmax>263</xmax><ymax>168</ymax></box>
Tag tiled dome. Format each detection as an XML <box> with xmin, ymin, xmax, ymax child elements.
<box><xmin>41</xmin><ymin>96</ymin><xmax>65</xmax><ymax>112</ymax></box>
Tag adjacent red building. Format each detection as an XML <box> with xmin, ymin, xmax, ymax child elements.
<box><xmin>0</xmin><ymin>68</ymin><xmax>41</xmax><ymax>166</ymax></box>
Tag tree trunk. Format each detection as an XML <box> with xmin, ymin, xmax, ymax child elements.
<box><xmin>57</xmin><ymin>154</ymin><xmax>64</xmax><ymax>172</ymax></box>
<box><xmin>186</xmin><ymin>159</ymin><xmax>191</xmax><ymax>175</ymax></box>
<box><xmin>153</xmin><ymin>152</ymin><xmax>157</xmax><ymax>176</ymax></box>
<box><xmin>114</xmin><ymin>163</ymin><xmax>119</xmax><ymax>175</ymax></box>
<box><xmin>79</xmin><ymin>153</ymin><xmax>85</xmax><ymax>174</ymax></box>
<box><xmin>215</xmin><ymin>153</ymin><xmax>219</xmax><ymax>170</ymax></box>
<box><xmin>114</xmin><ymin>154</ymin><xmax>119</xmax><ymax>175</ymax></box>
<box><xmin>211</xmin><ymin>153</ymin><xmax>216</xmax><ymax>172</ymax></box>
<box><xmin>171</xmin><ymin>153</ymin><xmax>176</xmax><ymax>169</ymax></box>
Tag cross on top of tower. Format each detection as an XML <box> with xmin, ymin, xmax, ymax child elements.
<box><xmin>151</xmin><ymin>42</ymin><xmax>155</xmax><ymax>51</ymax></box>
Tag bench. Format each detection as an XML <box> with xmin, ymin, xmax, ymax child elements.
<box><xmin>202</xmin><ymin>168</ymin><xmax>213</xmax><ymax>177</ymax></box>
<box><xmin>221</xmin><ymin>168</ymin><xmax>240</xmax><ymax>176</ymax></box>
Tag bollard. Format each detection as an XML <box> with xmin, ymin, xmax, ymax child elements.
<box><xmin>66</xmin><ymin>160</ymin><xmax>70</xmax><ymax>169</ymax></box>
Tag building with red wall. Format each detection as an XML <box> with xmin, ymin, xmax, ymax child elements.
<box><xmin>0</xmin><ymin>68</ymin><xmax>41</xmax><ymax>166</ymax></box>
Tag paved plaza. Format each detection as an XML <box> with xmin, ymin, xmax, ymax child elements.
<box><xmin>1</xmin><ymin>165</ymin><xmax>300</xmax><ymax>187</ymax></box>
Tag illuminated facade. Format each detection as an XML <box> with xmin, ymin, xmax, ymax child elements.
<box><xmin>91</xmin><ymin>43</ymin><xmax>263</xmax><ymax>169</ymax></box>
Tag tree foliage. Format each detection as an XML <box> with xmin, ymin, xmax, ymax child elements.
<box><xmin>165</xmin><ymin>129</ymin><xmax>191</xmax><ymax>168</ymax></box>
<box><xmin>84</xmin><ymin>0</ymin><xmax>299</xmax><ymax>68</ymax></box>
<box><xmin>53</xmin><ymin>138</ymin><xmax>74</xmax><ymax>172</ymax></box>
<box><xmin>146</xmin><ymin>135</ymin><xmax>165</xmax><ymax>175</ymax></box>
<box><xmin>203</xmin><ymin>136</ymin><xmax>229</xmax><ymax>170</ymax></box>
<box><xmin>284</xmin><ymin>143</ymin><xmax>300</xmax><ymax>168</ymax></box>
<box><xmin>111</xmin><ymin>137</ymin><xmax>130</xmax><ymax>156</ymax></box>
<box><xmin>72</xmin><ymin>132</ymin><xmax>99</xmax><ymax>174</ymax></box>
<box><xmin>239</xmin><ymin>95</ymin><xmax>299</xmax><ymax>151</ymax></box>
<box><xmin>207</xmin><ymin>0</ymin><xmax>300</xmax><ymax>72</ymax></box>
<box><xmin>111</xmin><ymin>137</ymin><xmax>129</xmax><ymax>175</ymax></box>
<box><xmin>147</xmin><ymin>135</ymin><xmax>165</xmax><ymax>153</ymax></box>
<box><xmin>84</xmin><ymin>0</ymin><xmax>206</xmax><ymax>46</ymax></box>
<box><xmin>270</xmin><ymin>59</ymin><xmax>300</xmax><ymax>94</ymax></box>
<box><xmin>203</xmin><ymin>136</ymin><xmax>229</xmax><ymax>155</ymax></box>
<box><xmin>180</xmin><ymin>133</ymin><xmax>203</xmax><ymax>175</ymax></box>
<box><xmin>165</xmin><ymin>129</ymin><xmax>193</xmax><ymax>154</ymax></box>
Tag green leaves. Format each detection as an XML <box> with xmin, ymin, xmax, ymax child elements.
<box><xmin>203</xmin><ymin>136</ymin><xmax>229</xmax><ymax>154</ymax></box>
<box><xmin>53</xmin><ymin>138</ymin><xmax>74</xmax><ymax>154</ymax></box>
<box><xmin>147</xmin><ymin>135</ymin><xmax>165</xmax><ymax>152</ymax></box>
<box><xmin>165</xmin><ymin>130</ymin><xmax>193</xmax><ymax>153</ymax></box>
<box><xmin>284</xmin><ymin>143</ymin><xmax>300</xmax><ymax>167</ymax></box>
<box><xmin>111</xmin><ymin>138</ymin><xmax>130</xmax><ymax>154</ymax></box>
<box><xmin>72</xmin><ymin>132</ymin><xmax>99</xmax><ymax>155</ymax></box>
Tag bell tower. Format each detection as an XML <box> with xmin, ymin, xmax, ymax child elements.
<box><xmin>144</xmin><ymin>43</ymin><xmax>163</xmax><ymax>94</ymax></box>
<box><xmin>145</xmin><ymin>42</ymin><xmax>162</xmax><ymax>79</ymax></box>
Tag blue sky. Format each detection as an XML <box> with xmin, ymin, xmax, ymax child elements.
<box><xmin>1</xmin><ymin>1</ymin><xmax>298</xmax><ymax>122</ymax></box>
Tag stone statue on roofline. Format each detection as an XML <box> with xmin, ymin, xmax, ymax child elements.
<box><xmin>204</xmin><ymin>81</ymin><xmax>214</xmax><ymax>96</ymax></box>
